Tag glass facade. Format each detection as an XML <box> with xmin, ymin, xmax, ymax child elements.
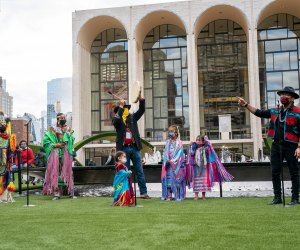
<box><xmin>90</xmin><ymin>28</ymin><xmax>128</xmax><ymax>134</ymax></box>
<box><xmin>258</xmin><ymin>13</ymin><xmax>300</xmax><ymax>134</ymax></box>
<box><xmin>198</xmin><ymin>19</ymin><xmax>250</xmax><ymax>140</ymax></box>
<box><xmin>143</xmin><ymin>24</ymin><xmax>189</xmax><ymax>141</ymax></box>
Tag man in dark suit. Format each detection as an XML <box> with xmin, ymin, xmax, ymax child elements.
<box><xmin>112</xmin><ymin>96</ymin><xmax>150</xmax><ymax>199</ymax></box>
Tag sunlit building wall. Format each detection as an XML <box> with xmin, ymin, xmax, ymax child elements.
<box><xmin>72</xmin><ymin>0</ymin><xmax>300</xmax><ymax>163</ymax></box>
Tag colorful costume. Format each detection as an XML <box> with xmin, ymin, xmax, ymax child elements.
<box><xmin>161</xmin><ymin>138</ymin><xmax>186</xmax><ymax>200</ymax></box>
<box><xmin>189</xmin><ymin>139</ymin><xmax>233</xmax><ymax>192</ymax></box>
<box><xmin>113</xmin><ymin>163</ymin><xmax>135</xmax><ymax>206</ymax></box>
<box><xmin>187</xmin><ymin>142</ymin><xmax>209</xmax><ymax>192</ymax></box>
<box><xmin>43</xmin><ymin>125</ymin><xmax>75</xmax><ymax>197</ymax></box>
<box><xmin>0</xmin><ymin>116</ymin><xmax>17</xmax><ymax>203</ymax></box>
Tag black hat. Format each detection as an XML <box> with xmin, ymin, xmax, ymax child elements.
<box><xmin>277</xmin><ymin>86</ymin><xmax>299</xmax><ymax>99</ymax></box>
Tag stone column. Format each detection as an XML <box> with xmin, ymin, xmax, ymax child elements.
<box><xmin>187</xmin><ymin>33</ymin><xmax>200</xmax><ymax>141</ymax></box>
<box><xmin>247</xmin><ymin>27</ymin><xmax>263</xmax><ymax>160</ymax></box>
<box><xmin>128</xmin><ymin>37</ymin><xmax>145</xmax><ymax>137</ymax></box>
<box><xmin>72</xmin><ymin>43</ymin><xmax>91</xmax><ymax>164</ymax></box>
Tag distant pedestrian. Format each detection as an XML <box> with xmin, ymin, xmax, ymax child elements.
<box><xmin>104</xmin><ymin>148</ymin><xmax>116</xmax><ymax>166</ymax></box>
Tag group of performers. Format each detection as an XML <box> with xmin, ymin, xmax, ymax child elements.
<box><xmin>161</xmin><ymin>125</ymin><xmax>233</xmax><ymax>201</ymax></box>
<box><xmin>2</xmin><ymin>85</ymin><xmax>299</xmax><ymax>206</ymax></box>
<box><xmin>112</xmin><ymin>124</ymin><xmax>234</xmax><ymax>206</ymax></box>
<box><xmin>0</xmin><ymin>112</ymin><xmax>76</xmax><ymax>203</ymax></box>
<box><xmin>113</xmin><ymin>85</ymin><xmax>300</xmax><ymax>206</ymax></box>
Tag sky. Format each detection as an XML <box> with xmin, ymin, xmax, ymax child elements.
<box><xmin>0</xmin><ymin>0</ymin><xmax>182</xmax><ymax>118</ymax></box>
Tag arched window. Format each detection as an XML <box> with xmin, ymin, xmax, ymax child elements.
<box><xmin>143</xmin><ymin>24</ymin><xmax>189</xmax><ymax>141</ymax></box>
<box><xmin>198</xmin><ymin>19</ymin><xmax>249</xmax><ymax>140</ymax></box>
<box><xmin>90</xmin><ymin>28</ymin><xmax>128</xmax><ymax>134</ymax></box>
<box><xmin>258</xmin><ymin>13</ymin><xmax>300</xmax><ymax>133</ymax></box>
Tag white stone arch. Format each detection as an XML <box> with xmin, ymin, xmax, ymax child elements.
<box><xmin>134</xmin><ymin>10</ymin><xmax>187</xmax><ymax>49</ymax></box>
<box><xmin>76</xmin><ymin>15</ymin><xmax>128</xmax><ymax>51</ymax></box>
<box><xmin>132</xmin><ymin>10</ymin><xmax>189</xmax><ymax>140</ymax></box>
<box><xmin>255</xmin><ymin>1</ymin><xmax>300</xmax><ymax>156</ymax></box>
<box><xmin>194</xmin><ymin>4</ymin><xmax>250</xmax><ymax>41</ymax></box>
<box><xmin>257</xmin><ymin>0</ymin><xmax>300</xmax><ymax>28</ymax></box>
<box><xmin>193</xmin><ymin>4</ymin><xmax>256</xmax><ymax>153</ymax></box>
<box><xmin>73</xmin><ymin>15</ymin><xmax>128</xmax><ymax>162</ymax></box>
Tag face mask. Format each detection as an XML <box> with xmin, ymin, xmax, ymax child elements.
<box><xmin>59</xmin><ymin>119</ymin><xmax>66</xmax><ymax>126</ymax></box>
<box><xmin>0</xmin><ymin>125</ymin><xmax>6</xmax><ymax>133</ymax></box>
<box><xmin>168</xmin><ymin>132</ymin><xmax>177</xmax><ymax>138</ymax></box>
<box><xmin>121</xmin><ymin>157</ymin><xmax>127</xmax><ymax>164</ymax></box>
<box><xmin>20</xmin><ymin>144</ymin><xmax>27</xmax><ymax>149</ymax></box>
<box><xmin>280</xmin><ymin>96</ymin><xmax>289</xmax><ymax>105</ymax></box>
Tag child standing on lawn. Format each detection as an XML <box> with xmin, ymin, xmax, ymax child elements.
<box><xmin>113</xmin><ymin>151</ymin><xmax>135</xmax><ymax>206</ymax></box>
<box><xmin>161</xmin><ymin>125</ymin><xmax>186</xmax><ymax>201</ymax></box>
<box><xmin>187</xmin><ymin>135</ymin><xmax>207</xmax><ymax>200</ymax></box>
<box><xmin>189</xmin><ymin>136</ymin><xmax>233</xmax><ymax>200</ymax></box>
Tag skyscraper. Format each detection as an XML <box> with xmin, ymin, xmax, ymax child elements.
<box><xmin>0</xmin><ymin>76</ymin><xmax>13</xmax><ymax>117</ymax></box>
<box><xmin>47</xmin><ymin>78</ymin><xmax>72</xmax><ymax>128</ymax></box>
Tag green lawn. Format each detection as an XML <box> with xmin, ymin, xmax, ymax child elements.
<box><xmin>1</xmin><ymin>196</ymin><xmax>300</xmax><ymax>250</ymax></box>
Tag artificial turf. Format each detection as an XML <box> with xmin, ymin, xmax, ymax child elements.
<box><xmin>1</xmin><ymin>196</ymin><xmax>300</xmax><ymax>250</ymax></box>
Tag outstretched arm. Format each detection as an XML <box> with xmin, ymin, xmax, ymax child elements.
<box><xmin>112</xmin><ymin>100</ymin><xmax>125</xmax><ymax>128</ymax></box>
<box><xmin>133</xmin><ymin>97</ymin><xmax>145</xmax><ymax>121</ymax></box>
<box><xmin>237</xmin><ymin>96</ymin><xmax>258</xmax><ymax>114</ymax></box>
<box><xmin>237</xmin><ymin>96</ymin><xmax>271</xmax><ymax>119</ymax></box>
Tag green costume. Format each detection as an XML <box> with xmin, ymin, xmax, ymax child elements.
<box><xmin>43</xmin><ymin>127</ymin><xmax>75</xmax><ymax>196</ymax></box>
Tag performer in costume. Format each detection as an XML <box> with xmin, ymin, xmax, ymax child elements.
<box><xmin>237</xmin><ymin>86</ymin><xmax>300</xmax><ymax>205</ymax></box>
<box><xmin>188</xmin><ymin>136</ymin><xmax>233</xmax><ymax>200</ymax></box>
<box><xmin>187</xmin><ymin>136</ymin><xmax>206</xmax><ymax>200</ymax></box>
<box><xmin>113</xmin><ymin>151</ymin><xmax>135</xmax><ymax>206</ymax></box>
<box><xmin>43</xmin><ymin>113</ymin><xmax>75</xmax><ymax>200</ymax></box>
<box><xmin>0</xmin><ymin>112</ymin><xmax>17</xmax><ymax>203</ymax></box>
<box><xmin>161</xmin><ymin>125</ymin><xmax>186</xmax><ymax>201</ymax></box>
<box><xmin>112</xmin><ymin>96</ymin><xmax>150</xmax><ymax>199</ymax></box>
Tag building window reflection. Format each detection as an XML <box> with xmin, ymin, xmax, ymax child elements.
<box><xmin>90</xmin><ymin>28</ymin><xmax>128</xmax><ymax>134</ymax></box>
<box><xmin>258</xmin><ymin>13</ymin><xmax>300</xmax><ymax>133</ymax></box>
<box><xmin>143</xmin><ymin>24</ymin><xmax>189</xmax><ymax>141</ymax></box>
<box><xmin>198</xmin><ymin>19</ymin><xmax>249</xmax><ymax>140</ymax></box>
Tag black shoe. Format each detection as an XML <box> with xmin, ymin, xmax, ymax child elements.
<box><xmin>288</xmin><ymin>199</ymin><xmax>299</xmax><ymax>206</ymax></box>
<box><xmin>140</xmin><ymin>194</ymin><xmax>151</xmax><ymax>199</ymax></box>
<box><xmin>268</xmin><ymin>198</ymin><xmax>282</xmax><ymax>205</ymax></box>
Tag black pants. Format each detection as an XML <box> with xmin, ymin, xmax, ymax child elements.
<box><xmin>271</xmin><ymin>142</ymin><xmax>299</xmax><ymax>200</ymax></box>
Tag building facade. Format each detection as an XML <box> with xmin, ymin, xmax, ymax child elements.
<box><xmin>72</xmin><ymin>0</ymin><xmax>300</xmax><ymax>162</ymax></box>
<box><xmin>11</xmin><ymin>117</ymin><xmax>32</xmax><ymax>143</ymax></box>
<box><xmin>47</xmin><ymin>78</ymin><xmax>72</xmax><ymax>128</ymax></box>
